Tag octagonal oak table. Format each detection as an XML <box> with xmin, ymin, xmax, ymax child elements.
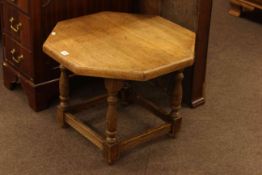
<box><xmin>43</xmin><ymin>11</ymin><xmax>195</xmax><ymax>164</ymax></box>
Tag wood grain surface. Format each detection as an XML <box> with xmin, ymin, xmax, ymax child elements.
<box><xmin>43</xmin><ymin>11</ymin><xmax>195</xmax><ymax>81</ymax></box>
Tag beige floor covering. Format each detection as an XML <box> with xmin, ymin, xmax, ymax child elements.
<box><xmin>0</xmin><ymin>0</ymin><xmax>261</xmax><ymax>174</ymax></box>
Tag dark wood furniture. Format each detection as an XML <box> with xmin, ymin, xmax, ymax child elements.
<box><xmin>0</xmin><ymin>0</ymin><xmax>213</xmax><ymax>111</ymax></box>
<box><xmin>141</xmin><ymin>0</ymin><xmax>213</xmax><ymax>108</ymax></box>
<box><xmin>0</xmin><ymin>0</ymin><xmax>2</xmax><ymax>37</ymax></box>
<box><xmin>0</xmin><ymin>0</ymin><xmax>135</xmax><ymax>111</ymax></box>
<box><xmin>229</xmin><ymin>0</ymin><xmax>262</xmax><ymax>17</ymax></box>
<box><xmin>43</xmin><ymin>11</ymin><xmax>195</xmax><ymax>164</ymax></box>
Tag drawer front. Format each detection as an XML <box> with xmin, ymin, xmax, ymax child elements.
<box><xmin>3</xmin><ymin>34</ymin><xmax>34</xmax><ymax>79</ymax></box>
<box><xmin>3</xmin><ymin>2</ymin><xmax>32</xmax><ymax>49</ymax></box>
<box><xmin>6</xmin><ymin>0</ymin><xmax>29</xmax><ymax>14</ymax></box>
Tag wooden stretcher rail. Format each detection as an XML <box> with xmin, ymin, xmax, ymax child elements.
<box><xmin>68</xmin><ymin>94</ymin><xmax>107</xmax><ymax>113</ymax></box>
<box><xmin>135</xmin><ymin>95</ymin><xmax>172</xmax><ymax>123</ymax></box>
<box><xmin>65</xmin><ymin>113</ymin><xmax>104</xmax><ymax>150</ymax></box>
<box><xmin>120</xmin><ymin>123</ymin><xmax>171</xmax><ymax>152</ymax></box>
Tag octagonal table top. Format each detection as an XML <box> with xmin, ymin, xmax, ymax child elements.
<box><xmin>43</xmin><ymin>11</ymin><xmax>196</xmax><ymax>81</ymax></box>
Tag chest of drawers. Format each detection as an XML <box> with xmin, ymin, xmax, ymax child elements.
<box><xmin>1</xmin><ymin>0</ymin><xmax>135</xmax><ymax>111</ymax></box>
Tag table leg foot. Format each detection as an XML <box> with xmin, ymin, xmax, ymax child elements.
<box><xmin>104</xmin><ymin>79</ymin><xmax>123</xmax><ymax>164</ymax></box>
<box><xmin>103</xmin><ymin>143</ymin><xmax>120</xmax><ymax>165</ymax></box>
<box><xmin>169</xmin><ymin>71</ymin><xmax>184</xmax><ymax>138</ymax></box>
<box><xmin>57</xmin><ymin>65</ymin><xmax>70</xmax><ymax>128</ymax></box>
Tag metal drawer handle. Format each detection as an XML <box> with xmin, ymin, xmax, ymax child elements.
<box><xmin>10</xmin><ymin>49</ymin><xmax>24</xmax><ymax>64</ymax></box>
<box><xmin>9</xmin><ymin>17</ymin><xmax>22</xmax><ymax>33</ymax></box>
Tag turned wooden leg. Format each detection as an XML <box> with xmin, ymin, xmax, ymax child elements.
<box><xmin>104</xmin><ymin>79</ymin><xmax>124</xmax><ymax>165</ymax></box>
<box><xmin>57</xmin><ymin>65</ymin><xmax>70</xmax><ymax>128</ymax></box>
<box><xmin>229</xmin><ymin>2</ymin><xmax>242</xmax><ymax>17</ymax></box>
<box><xmin>120</xmin><ymin>82</ymin><xmax>132</xmax><ymax>106</ymax></box>
<box><xmin>169</xmin><ymin>71</ymin><xmax>184</xmax><ymax>137</ymax></box>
